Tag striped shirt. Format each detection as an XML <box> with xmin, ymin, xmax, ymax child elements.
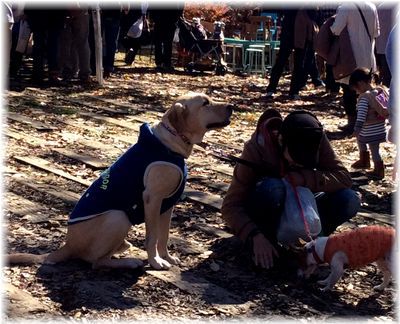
<box><xmin>354</xmin><ymin>92</ymin><xmax>386</xmax><ymax>144</ymax></box>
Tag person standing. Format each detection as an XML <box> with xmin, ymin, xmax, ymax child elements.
<box><xmin>262</xmin><ymin>9</ymin><xmax>298</xmax><ymax>99</ymax></box>
<box><xmin>349</xmin><ymin>68</ymin><xmax>388</xmax><ymax>179</ymax></box>
<box><xmin>330</xmin><ymin>1</ymin><xmax>380</xmax><ymax>133</ymax></box>
<box><xmin>149</xmin><ymin>4</ymin><xmax>183</xmax><ymax>72</ymax></box>
<box><xmin>375</xmin><ymin>2</ymin><xmax>394</xmax><ymax>87</ymax></box>
<box><xmin>120</xmin><ymin>2</ymin><xmax>149</xmax><ymax>66</ymax></box>
<box><xmin>24</xmin><ymin>7</ymin><xmax>67</xmax><ymax>84</ymax></box>
<box><xmin>101</xmin><ymin>5</ymin><xmax>122</xmax><ymax>78</ymax></box>
<box><xmin>263</xmin><ymin>8</ymin><xmax>319</xmax><ymax>100</ymax></box>
<box><xmin>58</xmin><ymin>3</ymin><xmax>91</xmax><ymax>83</ymax></box>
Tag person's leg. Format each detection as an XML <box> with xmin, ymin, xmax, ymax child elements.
<box><xmin>88</xmin><ymin>13</ymin><xmax>96</xmax><ymax>75</ymax></box>
<box><xmin>289</xmin><ymin>47</ymin><xmax>306</xmax><ymax>97</ymax></box>
<box><xmin>339</xmin><ymin>83</ymin><xmax>357</xmax><ymax>131</ymax></box>
<box><xmin>316</xmin><ymin>189</ymin><xmax>361</xmax><ymax>235</ymax></box>
<box><xmin>32</xmin><ymin>30</ymin><xmax>46</xmax><ymax>81</ymax></box>
<box><xmin>246</xmin><ymin>177</ymin><xmax>286</xmax><ymax>243</ymax></box>
<box><xmin>47</xmin><ymin>27</ymin><xmax>62</xmax><ymax>80</ymax></box>
<box><xmin>352</xmin><ymin>140</ymin><xmax>371</xmax><ymax>168</ymax></box>
<box><xmin>265</xmin><ymin>44</ymin><xmax>293</xmax><ymax>93</ymax></box>
<box><xmin>368</xmin><ymin>142</ymin><xmax>385</xmax><ymax>179</ymax></box>
<box><xmin>72</xmin><ymin>12</ymin><xmax>91</xmax><ymax>80</ymax></box>
<box><xmin>162</xmin><ymin>25</ymin><xmax>177</xmax><ymax>68</ymax></box>
<box><xmin>376</xmin><ymin>53</ymin><xmax>392</xmax><ymax>88</ymax></box>
<box><xmin>103</xmin><ymin>17</ymin><xmax>120</xmax><ymax>75</ymax></box>
<box><xmin>325</xmin><ymin>64</ymin><xmax>340</xmax><ymax>93</ymax></box>
<box><xmin>9</xmin><ymin>21</ymin><xmax>24</xmax><ymax>77</ymax></box>
<box><xmin>153</xmin><ymin>22</ymin><xmax>163</xmax><ymax>68</ymax></box>
<box><xmin>58</xmin><ymin>19</ymin><xmax>73</xmax><ymax>80</ymax></box>
<box><xmin>307</xmin><ymin>50</ymin><xmax>323</xmax><ymax>87</ymax></box>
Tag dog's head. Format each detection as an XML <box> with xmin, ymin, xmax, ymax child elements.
<box><xmin>163</xmin><ymin>92</ymin><xmax>233</xmax><ymax>144</ymax></box>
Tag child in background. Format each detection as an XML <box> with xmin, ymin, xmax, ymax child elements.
<box><xmin>349</xmin><ymin>68</ymin><xmax>389</xmax><ymax>180</ymax></box>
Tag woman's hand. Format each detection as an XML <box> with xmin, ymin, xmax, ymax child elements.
<box><xmin>252</xmin><ymin>233</ymin><xmax>279</xmax><ymax>269</ymax></box>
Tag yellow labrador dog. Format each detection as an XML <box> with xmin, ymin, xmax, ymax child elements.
<box><xmin>8</xmin><ymin>93</ymin><xmax>233</xmax><ymax>270</ymax></box>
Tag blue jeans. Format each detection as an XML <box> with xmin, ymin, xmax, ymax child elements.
<box><xmin>247</xmin><ymin>178</ymin><xmax>361</xmax><ymax>242</ymax></box>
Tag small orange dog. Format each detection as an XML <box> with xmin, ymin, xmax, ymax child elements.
<box><xmin>298</xmin><ymin>225</ymin><xmax>395</xmax><ymax>291</ymax></box>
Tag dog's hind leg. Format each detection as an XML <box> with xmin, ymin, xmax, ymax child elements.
<box><xmin>92</xmin><ymin>257</ymin><xmax>143</xmax><ymax>269</ymax></box>
<box><xmin>45</xmin><ymin>245</ymin><xmax>72</xmax><ymax>265</ymax></box>
<box><xmin>373</xmin><ymin>258</ymin><xmax>391</xmax><ymax>291</ymax></box>
<box><xmin>115</xmin><ymin>240</ymin><xmax>133</xmax><ymax>255</ymax></box>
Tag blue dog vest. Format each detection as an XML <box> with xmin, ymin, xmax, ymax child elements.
<box><xmin>69</xmin><ymin>123</ymin><xmax>187</xmax><ymax>225</ymax></box>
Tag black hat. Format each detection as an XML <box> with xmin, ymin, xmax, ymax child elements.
<box><xmin>281</xmin><ymin>111</ymin><xmax>323</xmax><ymax>168</ymax></box>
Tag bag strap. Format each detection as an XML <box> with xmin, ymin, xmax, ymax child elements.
<box><xmin>287</xmin><ymin>176</ymin><xmax>313</xmax><ymax>241</ymax></box>
<box><xmin>356</xmin><ymin>4</ymin><xmax>372</xmax><ymax>43</ymax></box>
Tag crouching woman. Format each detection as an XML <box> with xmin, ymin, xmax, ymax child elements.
<box><xmin>221</xmin><ymin>109</ymin><xmax>361</xmax><ymax>269</ymax></box>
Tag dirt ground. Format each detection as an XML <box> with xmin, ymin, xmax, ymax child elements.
<box><xmin>3</xmin><ymin>53</ymin><xmax>396</xmax><ymax>321</ymax></box>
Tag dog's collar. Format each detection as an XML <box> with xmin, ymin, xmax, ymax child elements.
<box><xmin>161</xmin><ymin>122</ymin><xmax>192</xmax><ymax>146</ymax></box>
<box><xmin>310</xmin><ymin>244</ymin><xmax>324</xmax><ymax>264</ymax></box>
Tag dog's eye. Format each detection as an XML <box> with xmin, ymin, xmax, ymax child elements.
<box><xmin>202</xmin><ymin>99</ymin><xmax>209</xmax><ymax>106</ymax></box>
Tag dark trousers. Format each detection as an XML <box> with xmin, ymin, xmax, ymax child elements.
<box><xmin>342</xmin><ymin>83</ymin><xmax>358</xmax><ymax>118</ymax></box>
<box><xmin>102</xmin><ymin>16</ymin><xmax>120</xmax><ymax>73</ymax></box>
<box><xmin>301</xmin><ymin>45</ymin><xmax>323</xmax><ymax>87</ymax></box>
<box><xmin>9</xmin><ymin>21</ymin><xmax>24</xmax><ymax>77</ymax></box>
<box><xmin>153</xmin><ymin>23</ymin><xmax>176</xmax><ymax>67</ymax></box>
<box><xmin>32</xmin><ymin>28</ymin><xmax>60</xmax><ymax>79</ymax></box>
<box><xmin>325</xmin><ymin>64</ymin><xmax>340</xmax><ymax>93</ymax></box>
<box><xmin>247</xmin><ymin>178</ymin><xmax>361</xmax><ymax>243</ymax></box>
<box><xmin>266</xmin><ymin>43</ymin><xmax>293</xmax><ymax>93</ymax></box>
<box><xmin>289</xmin><ymin>47</ymin><xmax>307</xmax><ymax>95</ymax></box>
<box><xmin>267</xmin><ymin>43</ymin><xmax>314</xmax><ymax>96</ymax></box>
<box><xmin>376</xmin><ymin>53</ymin><xmax>392</xmax><ymax>87</ymax></box>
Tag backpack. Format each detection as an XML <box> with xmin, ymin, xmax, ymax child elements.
<box><xmin>368</xmin><ymin>86</ymin><xmax>390</xmax><ymax>120</ymax></box>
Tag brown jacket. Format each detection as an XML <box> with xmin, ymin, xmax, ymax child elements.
<box><xmin>221</xmin><ymin>110</ymin><xmax>352</xmax><ymax>243</ymax></box>
<box><xmin>315</xmin><ymin>15</ymin><xmax>357</xmax><ymax>80</ymax></box>
<box><xmin>294</xmin><ymin>10</ymin><xmax>319</xmax><ymax>49</ymax></box>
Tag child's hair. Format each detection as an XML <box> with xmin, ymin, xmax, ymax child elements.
<box><xmin>349</xmin><ymin>68</ymin><xmax>374</xmax><ymax>89</ymax></box>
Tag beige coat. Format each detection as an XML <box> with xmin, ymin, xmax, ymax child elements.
<box><xmin>330</xmin><ymin>2</ymin><xmax>380</xmax><ymax>84</ymax></box>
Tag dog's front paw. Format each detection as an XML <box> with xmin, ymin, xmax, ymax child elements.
<box><xmin>148</xmin><ymin>256</ymin><xmax>172</xmax><ymax>270</ymax></box>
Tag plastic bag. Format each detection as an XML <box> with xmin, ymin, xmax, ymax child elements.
<box><xmin>277</xmin><ymin>179</ymin><xmax>321</xmax><ymax>245</ymax></box>
<box><xmin>127</xmin><ymin>17</ymin><xmax>143</xmax><ymax>39</ymax></box>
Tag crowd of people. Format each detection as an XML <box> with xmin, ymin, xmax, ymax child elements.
<box><xmin>6</xmin><ymin>2</ymin><xmax>184</xmax><ymax>84</ymax></box>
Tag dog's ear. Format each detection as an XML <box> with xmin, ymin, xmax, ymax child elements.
<box><xmin>165</xmin><ymin>102</ymin><xmax>187</xmax><ymax>133</ymax></box>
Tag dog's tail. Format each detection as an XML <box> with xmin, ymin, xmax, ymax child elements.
<box><xmin>6</xmin><ymin>253</ymin><xmax>49</xmax><ymax>265</ymax></box>
<box><xmin>6</xmin><ymin>246</ymin><xmax>71</xmax><ymax>266</ymax></box>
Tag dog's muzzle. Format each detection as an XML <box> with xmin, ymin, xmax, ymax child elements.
<box><xmin>206</xmin><ymin>104</ymin><xmax>233</xmax><ymax>129</ymax></box>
